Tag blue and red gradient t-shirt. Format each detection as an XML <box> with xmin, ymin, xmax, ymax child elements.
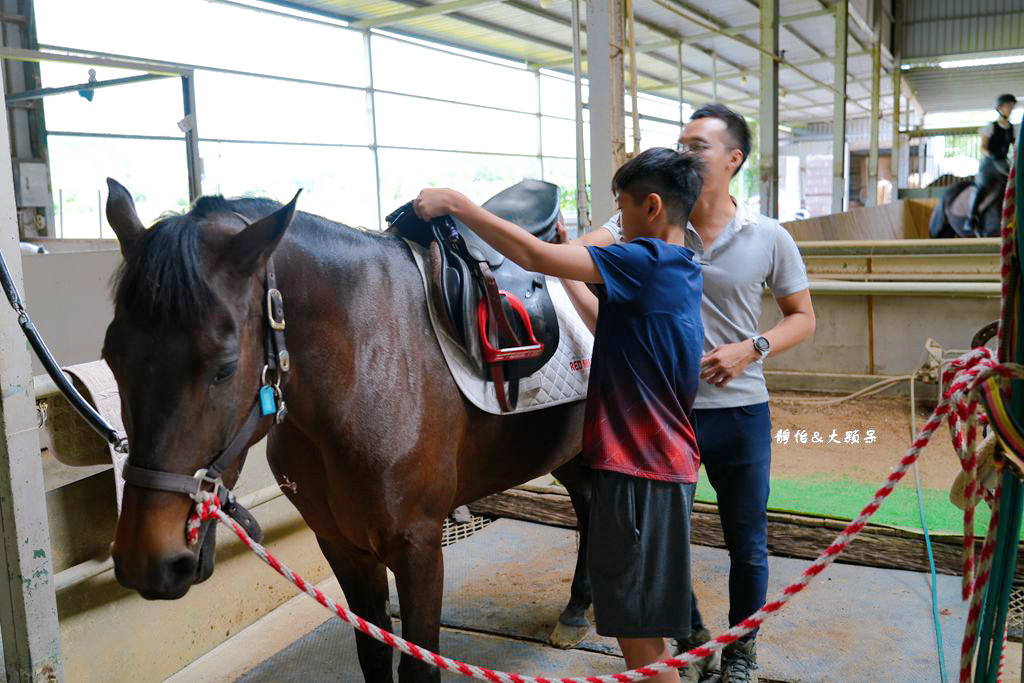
<box><xmin>584</xmin><ymin>237</ymin><xmax>704</xmax><ymax>483</ymax></box>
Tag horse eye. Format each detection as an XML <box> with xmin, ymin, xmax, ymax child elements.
<box><xmin>213</xmin><ymin>362</ymin><xmax>237</xmax><ymax>385</ymax></box>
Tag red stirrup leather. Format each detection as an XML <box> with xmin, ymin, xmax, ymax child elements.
<box><xmin>475</xmin><ymin>265</ymin><xmax>545</xmax><ymax>411</ymax></box>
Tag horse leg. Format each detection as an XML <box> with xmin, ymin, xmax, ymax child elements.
<box><xmin>549</xmin><ymin>454</ymin><xmax>594</xmax><ymax>648</ymax></box>
<box><xmin>318</xmin><ymin>535</ymin><xmax>395</xmax><ymax>683</ymax></box>
<box><xmin>389</xmin><ymin>522</ymin><xmax>444</xmax><ymax>683</ymax></box>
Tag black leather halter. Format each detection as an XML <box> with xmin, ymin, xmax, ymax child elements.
<box><xmin>122</xmin><ymin>242</ymin><xmax>290</xmax><ymax>540</ymax></box>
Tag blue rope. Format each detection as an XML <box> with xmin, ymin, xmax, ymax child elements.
<box><xmin>910</xmin><ymin>374</ymin><xmax>949</xmax><ymax>682</ymax></box>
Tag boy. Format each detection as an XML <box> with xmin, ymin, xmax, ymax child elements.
<box><xmin>414</xmin><ymin>147</ymin><xmax>705</xmax><ymax>681</ymax></box>
<box><xmin>574</xmin><ymin>105</ymin><xmax>814</xmax><ymax>683</ymax></box>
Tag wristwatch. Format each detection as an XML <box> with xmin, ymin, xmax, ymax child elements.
<box><xmin>752</xmin><ymin>336</ymin><xmax>771</xmax><ymax>359</ymax></box>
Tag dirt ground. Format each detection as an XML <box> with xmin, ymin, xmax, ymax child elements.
<box><xmin>768</xmin><ymin>391</ymin><xmax>963</xmax><ymax>492</ymax></box>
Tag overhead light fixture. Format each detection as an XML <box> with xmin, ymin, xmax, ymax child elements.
<box><xmin>937</xmin><ymin>54</ymin><xmax>1024</xmax><ymax>69</ymax></box>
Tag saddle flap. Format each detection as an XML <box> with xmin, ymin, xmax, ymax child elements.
<box><xmin>456</xmin><ymin>218</ymin><xmax>505</xmax><ymax>268</ymax></box>
<box><xmin>482</xmin><ymin>179</ymin><xmax>561</xmax><ymax>241</ymax></box>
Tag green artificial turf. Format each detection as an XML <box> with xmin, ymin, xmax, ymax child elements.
<box><xmin>694</xmin><ymin>471</ymin><xmax>1014</xmax><ymax>538</ymax></box>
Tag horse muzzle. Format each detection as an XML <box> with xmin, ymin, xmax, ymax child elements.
<box><xmin>112</xmin><ymin>486</ymin><xmax>211</xmax><ymax>599</ymax></box>
<box><xmin>113</xmin><ymin>547</ymin><xmax>198</xmax><ymax>600</ymax></box>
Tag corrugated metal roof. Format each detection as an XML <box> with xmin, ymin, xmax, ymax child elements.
<box><xmin>904</xmin><ymin>0</ymin><xmax>1024</xmax><ymax>60</ymax></box>
<box><xmin>275</xmin><ymin>0</ymin><xmax>1011</xmax><ymax>123</ymax></box>
<box><xmin>904</xmin><ymin>63</ymin><xmax>1024</xmax><ymax>113</ymax></box>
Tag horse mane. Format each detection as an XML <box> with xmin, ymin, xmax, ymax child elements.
<box><xmin>113</xmin><ymin>195</ymin><xmax>288</xmax><ymax>327</ymax></box>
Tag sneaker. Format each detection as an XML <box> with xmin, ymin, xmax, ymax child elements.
<box><xmin>720</xmin><ymin>639</ymin><xmax>758</xmax><ymax>683</ymax></box>
<box><xmin>675</xmin><ymin>627</ymin><xmax>716</xmax><ymax>683</ymax></box>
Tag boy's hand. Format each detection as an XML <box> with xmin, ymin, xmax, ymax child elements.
<box><xmin>554</xmin><ymin>216</ymin><xmax>568</xmax><ymax>244</ymax></box>
<box><xmin>700</xmin><ymin>341</ymin><xmax>759</xmax><ymax>387</ymax></box>
<box><xmin>413</xmin><ymin>188</ymin><xmax>466</xmax><ymax>221</ymax></box>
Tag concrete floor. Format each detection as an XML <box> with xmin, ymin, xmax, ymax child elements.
<box><xmin>172</xmin><ymin>518</ymin><xmax>1021</xmax><ymax>682</ymax></box>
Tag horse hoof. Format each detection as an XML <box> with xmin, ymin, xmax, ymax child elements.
<box><xmin>549</xmin><ymin>620</ymin><xmax>590</xmax><ymax>649</ymax></box>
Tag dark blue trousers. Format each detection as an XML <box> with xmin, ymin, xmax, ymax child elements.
<box><xmin>688</xmin><ymin>402</ymin><xmax>772</xmax><ymax>641</ymax></box>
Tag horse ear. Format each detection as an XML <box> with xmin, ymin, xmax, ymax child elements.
<box><xmin>105</xmin><ymin>178</ymin><xmax>145</xmax><ymax>257</ymax></box>
<box><xmin>224</xmin><ymin>190</ymin><xmax>301</xmax><ymax>274</ymax></box>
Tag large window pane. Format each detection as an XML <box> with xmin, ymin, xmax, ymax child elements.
<box><xmin>542</xmin><ymin>157</ymin><xmax>589</xmax><ymax>229</ymax></box>
<box><xmin>48</xmin><ymin>136</ymin><xmax>188</xmax><ymax>239</ymax></box>
<box><xmin>372</xmin><ymin>36</ymin><xmax>536</xmax><ymax>112</ymax></box>
<box><xmin>35</xmin><ymin>0</ymin><xmax>367</xmax><ymax>86</ymax></box>
<box><xmin>626</xmin><ymin>118</ymin><xmax>681</xmax><ymax>156</ymax></box>
<box><xmin>375</xmin><ymin>93</ymin><xmax>538</xmax><ymax>155</ymax></box>
<box><xmin>541</xmin><ymin>114</ymin><xmax>589</xmax><ymax>158</ymax></box>
<box><xmin>378</xmin><ymin>149</ymin><xmax>541</xmax><ymax>212</ymax></box>
<box><xmin>539</xmin><ymin>73</ymin><xmax>588</xmax><ymax>119</ymax></box>
<box><xmin>627</xmin><ymin>93</ymin><xmax>686</xmax><ymax>123</ymax></box>
<box><xmin>200</xmin><ymin>142</ymin><xmax>379</xmax><ymax>231</ymax></box>
<box><xmin>195</xmin><ymin>71</ymin><xmax>369</xmax><ymax>145</ymax></box>
<box><xmin>40</xmin><ymin>63</ymin><xmax>184</xmax><ymax>138</ymax></box>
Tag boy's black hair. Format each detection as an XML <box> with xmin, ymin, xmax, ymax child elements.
<box><xmin>997</xmin><ymin>93</ymin><xmax>1017</xmax><ymax>109</ymax></box>
<box><xmin>689</xmin><ymin>103</ymin><xmax>752</xmax><ymax>175</ymax></box>
<box><xmin>611</xmin><ymin>147</ymin><xmax>704</xmax><ymax>227</ymax></box>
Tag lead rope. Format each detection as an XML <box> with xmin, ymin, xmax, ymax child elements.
<box><xmin>190</xmin><ymin>346</ymin><xmax>1021</xmax><ymax>682</ymax></box>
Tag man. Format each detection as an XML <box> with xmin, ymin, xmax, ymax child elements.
<box><xmin>567</xmin><ymin>104</ymin><xmax>815</xmax><ymax>683</ymax></box>
<box><xmin>965</xmin><ymin>94</ymin><xmax>1017</xmax><ymax>235</ymax></box>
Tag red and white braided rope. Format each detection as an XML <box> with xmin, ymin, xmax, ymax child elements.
<box><xmin>958</xmin><ymin>151</ymin><xmax>1019</xmax><ymax>683</ymax></box>
<box><xmin>190</xmin><ymin>351</ymin><xmax>1024</xmax><ymax>683</ymax></box>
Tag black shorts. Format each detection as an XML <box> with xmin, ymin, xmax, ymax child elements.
<box><xmin>587</xmin><ymin>469</ymin><xmax>695</xmax><ymax>639</ymax></box>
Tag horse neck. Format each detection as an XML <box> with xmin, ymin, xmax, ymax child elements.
<box><xmin>268</xmin><ymin>215</ymin><xmax>427</xmax><ymax>396</ymax></box>
<box><xmin>274</xmin><ymin>216</ymin><xmax>401</xmax><ymax>314</ymax></box>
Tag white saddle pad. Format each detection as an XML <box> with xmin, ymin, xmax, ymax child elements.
<box><xmin>404</xmin><ymin>239</ymin><xmax>593</xmax><ymax>415</ymax></box>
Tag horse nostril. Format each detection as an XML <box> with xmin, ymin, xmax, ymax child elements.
<box><xmin>138</xmin><ymin>551</ymin><xmax>198</xmax><ymax>599</ymax></box>
<box><xmin>167</xmin><ymin>552</ymin><xmax>197</xmax><ymax>583</ymax></box>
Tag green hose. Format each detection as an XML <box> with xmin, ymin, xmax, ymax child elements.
<box><xmin>910</xmin><ymin>375</ymin><xmax>949</xmax><ymax>682</ymax></box>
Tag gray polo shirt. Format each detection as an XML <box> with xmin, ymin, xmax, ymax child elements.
<box><xmin>600</xmin><ymin>200</ymin><xmax>808</xmax><ymax>409</ymax></box>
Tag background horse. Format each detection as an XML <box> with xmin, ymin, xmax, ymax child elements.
<box><xmin>102</xmin><ymin>179</ymin><xmax>593</xmax><ymax>682</ymax></box>
<box><xmin>929</xmin><ymin>172</ymin><xmax>1007</xmax><ymax>238</ymax></box>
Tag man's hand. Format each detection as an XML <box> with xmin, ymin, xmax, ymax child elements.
<box><xmin>700</xmin><ymin>340</ymin><xmax>759</xmax><ymax>387</ymax></box>
<box><xmin>413</xmin><ymin>188</ymin><xmax>466</xmax><ymax>221</ymax></box>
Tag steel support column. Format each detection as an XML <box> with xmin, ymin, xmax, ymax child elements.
<box><xmin>586</xmin><ymin>0</ymin><xmax>624</xmax><ymax>225</ymax></box>
<box><xmin>0</xmin><ymin>63</ymin><xmax>62</xmax><ymax>681</ymax></box>
<box><xmin>890</xmin><ymin>0</ymin><xmax>902</xmax><ymax>202</ymax></box>
<box><xmin>676</xmin><ymin>40</ymin><xmax>684</xmax><ymax>126</ymax></box>
<box><xmin>712</xmin><ymin>52</ymin><xmax>718</xmax><ymax>101</ymax></box>
<box><xmin>759</xmin><ymin>0</ymin><xmax>779</xmax><ymax>218</ymax></box>
<box><xmin>831</xmin><ymin>0</ymin><xmax>848</xmax><ymax>215</ymax></box>
<box><xmin>363</xmin><ymin>33</ymin><xmax>383</xmax><ymax>229</ymax></box>
<box><xmin>866</xmin><ymin>22</ymin><xmax>882</xmax><ymax>207</ymax></box>
<box><xmin>571</xmin><ymin>0</ymin><xmax>589</xmax><ymax>230</ymax></box>
<box><xmin>181</xmin><ymin>72</ymin><xmax>202</xmax><ymax>203</ymax></box>
<box><xmin>890</xmin><ymin>76</ymin><xmax>901</xmax><ymax>199</ymax></box>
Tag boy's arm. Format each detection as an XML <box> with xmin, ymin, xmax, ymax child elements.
<box><xmin>414</xmin><ymin>188</ymin><xmax>604</xmax><ymax>284</ymax></box>
<box><xmin>559</xmin><ymin>225</ymin><xmax>617</xmax><ymax>334</ymax></box>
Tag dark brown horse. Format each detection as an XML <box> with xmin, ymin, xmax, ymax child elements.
<box><xmin>102</xmin><ymin>179</ymin><xmax>593</xmax><ymax>682</ymax></box>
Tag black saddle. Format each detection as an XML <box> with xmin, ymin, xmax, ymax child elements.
<box><xmin>388</xmin><ymin>180</ymin><xmax>562</xmax><ymax>411</ymax></box>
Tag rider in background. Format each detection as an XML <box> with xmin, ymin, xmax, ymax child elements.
<box><xmin>965</xmin><ymin>94</ymin><xmax>1017</xmax><ymax>234</ymax></box>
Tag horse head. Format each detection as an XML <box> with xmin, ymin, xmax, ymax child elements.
<box><xmin>103</xmin><ymin>178</ymin><xmax>297</xmax><ymax>599</ymax></box>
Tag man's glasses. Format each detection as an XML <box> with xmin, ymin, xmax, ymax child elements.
<box><xmin>676</xmin><ymin>140</ymin><xmax>713</xmax><ymax>154</ymax></box>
